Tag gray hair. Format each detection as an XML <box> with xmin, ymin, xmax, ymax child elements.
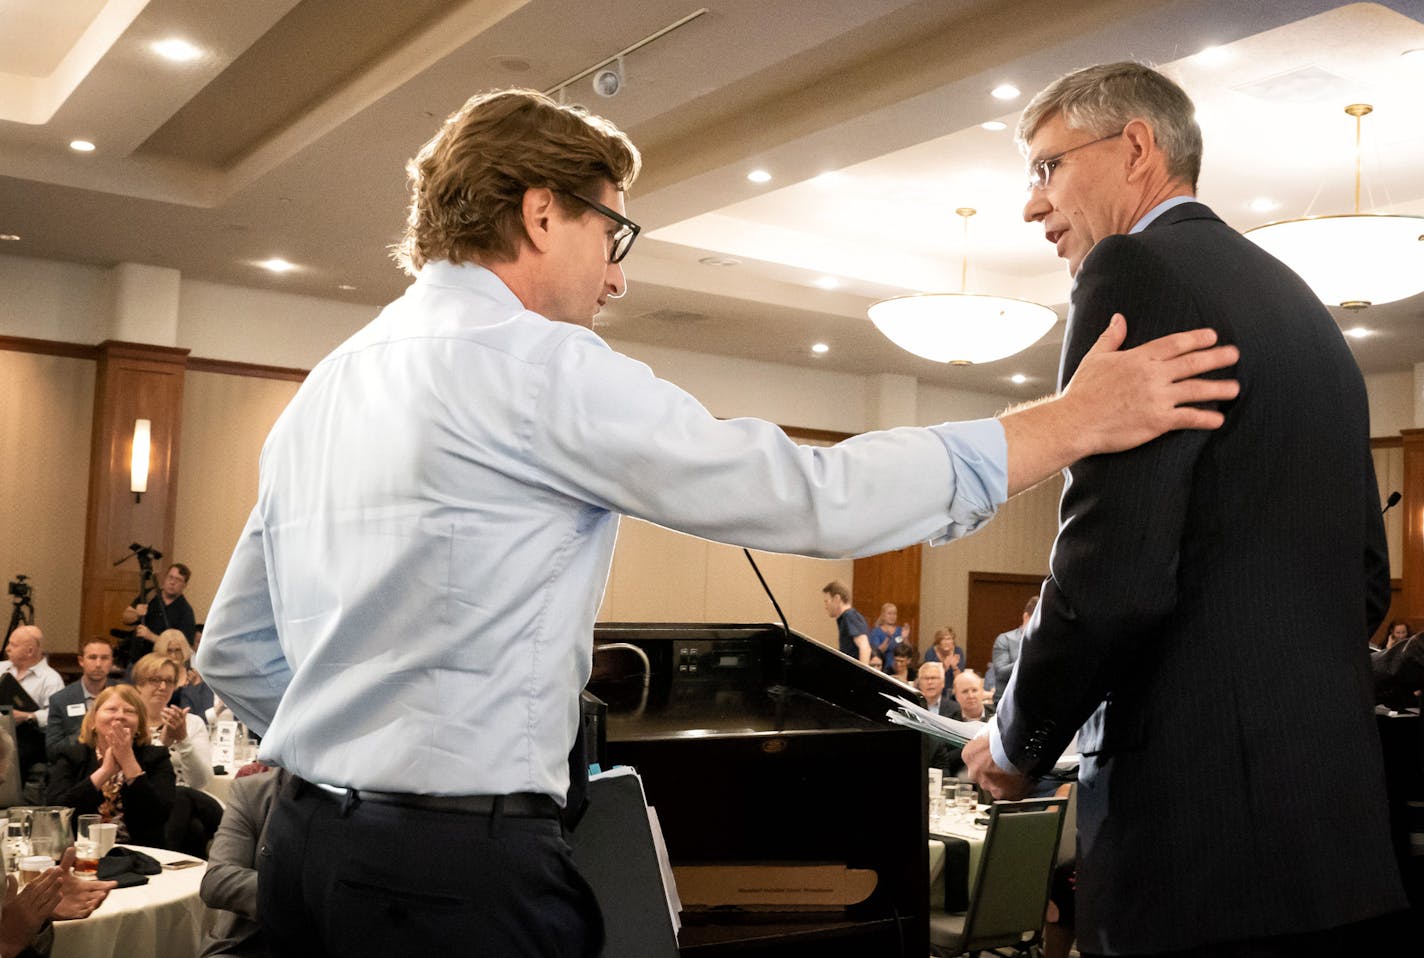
<box><xmin>1016</xmin><ymin>61</ymin><xmax>1202</xmax><ymax>190</ymax></box>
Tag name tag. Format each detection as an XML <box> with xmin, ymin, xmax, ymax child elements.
<box><xmin>67</xmin><ymin>703</ymin><xmax>87</xmax><ymax>718</ymax></box>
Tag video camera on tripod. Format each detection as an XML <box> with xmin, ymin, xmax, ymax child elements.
<box><xmin>111</xmin><ymin>543</ymin><xmax>163</xmax><ymax>666</ymax></box>
<box><xmin>3</xmin><ymin>574</ymin><xmax>35</xmax><ymax>657</ymax></box>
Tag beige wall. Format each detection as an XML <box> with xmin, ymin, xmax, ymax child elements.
<box><xmin>173</xmin><ymin>372</ymin><xmax>302</xmax><ymax>625</ymax></box>
<box><xmin>1374</xmin><ymin>445</ymin><xmax>1404</xmax><ymax>576</ymax></box>
<box><xmin>0</xmin><ymin>351</ymin><xmax>94</xmax><ymax>650</ymax></box>
<box><xmin>920</xmin><ymin>475</ymin><xmax>1062</xmax><ymax>671</ymax></box>
<box><xmin>597</xmin><ymin>519</ymin><xmax>852</xmax><ymax>647</ymax></box>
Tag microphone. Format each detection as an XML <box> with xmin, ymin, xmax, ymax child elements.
<box><xmin>1382</xmin><ymin>491</ymin><xmax>1401</xmax><ymax>516</ymax></box>
<box><xmin>742</xmin><ymin>548</ymin><xmax>795</xmax><ymax>676</ymax></box>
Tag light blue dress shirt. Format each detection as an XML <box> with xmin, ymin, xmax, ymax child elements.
<box><xmin>197</xmin><ymin>262</ymin><xmax>1008</xmax><ymax>800</ymax></box>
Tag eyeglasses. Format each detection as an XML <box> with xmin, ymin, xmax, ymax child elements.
<box><xmin>563</xmin><ymin>192</ymin><xmax>640</xmax><ymax>264</ymax></box>
<box><xmin>141</xmin><ymin>677</ymin><xmax>176</xmax><ymax>689</ymax></box>
<box><xmin>1026</xmin><ymin>129</ymin><xmax>1125</xmax><ymax>191</ymax></box>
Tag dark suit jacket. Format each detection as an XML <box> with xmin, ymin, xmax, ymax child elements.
<box><xmin>43</xmin><ymin>679</ymin><xmax>117</xmax><ymax>760</ymax></box>
<box><xmin>46</xmin><ymin>742</ymin><xmax>176</xmax><ymax>848</ymax></box>
<box><xmin>996</xmin><ymin>202</ymin><xmax>1403</xmax><ymax>953</ymax></box>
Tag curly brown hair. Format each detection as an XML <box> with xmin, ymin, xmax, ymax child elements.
<box><xmin>393</xmin><ymin>88</ymin><xmax>641</xmax><ymax>272</ymax></box>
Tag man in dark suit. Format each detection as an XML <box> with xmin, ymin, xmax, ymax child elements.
<box><xmin>45</xmin><ymin>639</ymin><xmax>118</xmax><ymax>759</ymax></box>
<box><xmin>963</xmin><ymin>62</ymin><xmax>1406</xmax><ymax>956</ymax></box>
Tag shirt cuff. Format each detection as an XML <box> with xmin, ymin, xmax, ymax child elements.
<box><xmin>927</xmin><ymin>418</ymin><xmax>1007</xmax><ymax>544</ymax></box>
<box><xmin>987</xmin><ymin>716</ymin><xmax>1022</xmax><ymax>776</ymax></box>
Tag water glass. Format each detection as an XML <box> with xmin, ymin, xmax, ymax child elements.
<box><xmin>77</xmin><ymin>814</ymin><xmax>101</xmax><ymax>842</ymax></box>
<box><xmin>955</xmin><ymin>782</ymin><xmax>977</xmax><ymax>816</ymax></box>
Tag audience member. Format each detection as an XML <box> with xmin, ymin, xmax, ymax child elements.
<box><xmin>200</xmin><ymin>763</ymin><xmax>289</xmax><ymax>958</ymax></box>
<box><xmin>929</xmin><ymin>670</ymin><xmax>996</xmax><ymax>777</ymax></box>
<box><xmin>982</xmin><ymin>659</ymin><xmax>998</xmax><ymax>700</ymax></box>
<box><xmin>888</xmin><ymin>642</ymin><xmax>918</xmax><ymax>685</ymax></box>
<box><xmin>990</xmin><ymin>595</ymin><xmax>1039</xmax><ymax>693</ymax></box>
<box><xmin>1</xmin><ymin>626</ymin><xmax>65</xmax><ymax>774</ymax></box>
<box><xmin>120</xmin><ymin>563</ymin><xmax>197</xmax><ymax>664</ymax></box>
<box><xmin>822</xmin><ymin>581</ymin><xmax>871</xmax><ymax>665</ymax></box>
<box><xmin>47</xmin><ymin>684</ymin><xmax>176</xmax><ymax>848</ymax></box>
<box><xmin>1384</xmin><ymin>620</ymin><xmax>1412</xmax><ymax>652</ymax></box>
<box><xmin>947</xmin><ymin>669</ymin><xmax>994</xmax><ymax>723</ymax></box>
<box><xmin>132</xmin><ymin>653</ymin><xmax>212</xmax><ymax>790</ymax></box>
<box><xmin>915</xmin><ymin>661</ymin><xmax>951</xmax><ymax>714</ymax></box>
<box><xmin>921</xmin><ymin>626</ymin><xmax>965</xmax><ymax>676</ymax></box>
<box><xmin>153</xmin><ymin>629</ymin><xmax>215</xmax><ymax>715</ymax></box>
<box><xmin>871</xmin><ymin>603</ymin><xmax>910</xmax><ymax>672</ymax></box>
<box><xmin>134</xmin><ymin>653</ymin><xmax>222</xmax><ymax>855</ymax></box>
<box><xmin>45</xmin><ymin>638</ymin><xmax>118</xmax><ymax>759</ymax></box>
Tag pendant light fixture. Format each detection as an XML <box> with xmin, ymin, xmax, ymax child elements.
<box><xmin>868</xmin><ymin>208</ymin><xmax>1057</xmax><ymax>364</ymax></box>
<box><xmin>1245</xmin><ymin>104</ymin><xmax>1424</xmax><ymax>309</ymax></box>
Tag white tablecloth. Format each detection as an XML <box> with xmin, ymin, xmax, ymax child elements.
<box><xmin>929</xmin><ymin>807</ymin><xmax>988</xmax><ymax>893</ymax></box>
<box><xmin>53</xmin><ymin>845</ymin><xmax>210</xmax><ymax>958</ymax></box>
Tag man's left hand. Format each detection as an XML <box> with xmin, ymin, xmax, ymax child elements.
<box><xmin>962</xmin><ymin>735</ymin><xmax>1032</xmax><ymax>801</ymax></box>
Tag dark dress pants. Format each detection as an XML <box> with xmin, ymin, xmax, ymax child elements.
<box><xmin>258</xmin><ymin>778</ymin><xmax>604</xmax><ymax>957</ymax></box>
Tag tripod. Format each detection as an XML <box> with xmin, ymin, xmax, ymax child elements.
<box><xmin>2</xmin><ymin>578</ymin><xmax>34</xmax><ymax>659</ymax></box>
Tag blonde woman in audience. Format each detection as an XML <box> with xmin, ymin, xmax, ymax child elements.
<box><xmin>871</xmin><ymin>603</ymin><xmax>910</xmax><ymax>673</ymax></box>
<box><xmin>46</xmin><ymin>684</ymin><xmax>175</xmax><ymax>847</ymax></box>
<box><xmin>132</xmin><ymin>653</ymin><xmax>213</xmax><ymax>790</ymax></box>
<box><xmin>156</xmin><ymin>628</ymin><xmax>216</xmax><ymax>717</ymax></box>
<box><xmin>921</xmin><ymin>627</ymin><xmax>965</xmax><ymax>677</ymax></box>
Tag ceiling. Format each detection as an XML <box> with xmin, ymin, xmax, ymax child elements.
<box><xmin>1</xmin><ymin>0</ymin><xmax>1422</xmax><ymax>399</ymax></box>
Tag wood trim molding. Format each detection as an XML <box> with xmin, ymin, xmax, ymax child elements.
<box><xmin>1371</xmin><ymin>435</ymin><xmax>1404</xmax><ymax>449</ymax></box>
<box><xmin>187</xmin><ymin>356</ymin><xmax>309</xmax><ymax>382</ymax></box>
<box><xmin>782</xmin><ymin>425</ymin><xmax>855</xmax><ymax>444</ymax></box>
<box><xmin>0</xmin><ymin>334</ymin><xmax>97</xmax><ymax>361</ymax></box>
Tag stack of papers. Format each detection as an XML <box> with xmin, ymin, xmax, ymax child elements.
<box><xmin>880</xmin><ymin>693</ymin><xmax>988</xmax><ymax>747</ymax></box>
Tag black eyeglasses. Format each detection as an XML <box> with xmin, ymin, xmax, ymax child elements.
<box><xmin>1026</xmin><ymin>129</ymin><xmax>1125</xmax><ymax>191</ymax></box>
<box><xmin>563</xmin><ymin>192</ymin><xmax>640</xmax><ymax>264</ymax></box>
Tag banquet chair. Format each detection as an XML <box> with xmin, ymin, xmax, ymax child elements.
<box><xmin>929</xmin><ymin>797</ymin><xmax>1067</xmax><ymax>957</ymax></box>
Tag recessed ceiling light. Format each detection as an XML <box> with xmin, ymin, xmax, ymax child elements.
<box><xmin>151</xmin><ymin>38</ymin><xmax>203</xmax><ymax>62</ymax></box>
<box><xmin>1344</xmin><ymin>326</ymin><xmax>1371</xmax><ymax>339</ymax></box>
<box><xmin>336</xmin><ymin>284</ymin><xmax>357</xmax><ymax>291</ymax></box>
<box><xmin>1010</xmin><ymin>373</ymin><xmax>1028</xmax><ymax>384</ymax></box>
<box><xmin>69</xmin><ymin>140</ymin><xmax>95</xmax><ymax>152</ymax></box>
<box><xmin>990</xmin><ymin>84</ymin><xmax>1020</xmax><ymax>100</ymax></box>
<box><xmin>1249</xmin><ymin>197</ymin><xmax>1279</xmax><ymax>213</ymax></box>
<box><xmin>698</xmin><ymin>255</ymin><xmax>741</xmax><ymax>267</ymax></box>
<box><xmin>981</xmin><ymin>120</ymin><xmax>1007</xmax><ymax>131</ymax></box>
<box><xmin>747</xmin><ymin>169</ymin><xmax>772</xmax><ymax>184</ymax></box>
<box><xmin>258</xmin><ymin>258</ymin><xmax>297</xmax><ymax>273</ymax></box>
<box><xmin>811</xmin><ymin>343</ymin><xmax>829</xmax><ymax>354</ymax></box>
<box><xmin>0</xmin><ymin>234</ymin><xmax>20</xmax><ymax>242</ymax></box>
<box><xmin>1194</xmin><ymin>45</ymin><xmax>1231</xmax><ymax>67</ymax></box>
<box><xmin>813</xmin><ymin>276</ymin><xmax>840</xmax><ymax>290</ymax></box>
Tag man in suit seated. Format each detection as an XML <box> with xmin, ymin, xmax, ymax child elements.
<box><xmin>915</xmin><ymin>661</ymin><xmax>951</xmax><ymax>714</ymax></box>
<box><xmin>930</xmin><ymin>670</ymin><xmax>995</xmax><ymax>777</ymax></box>
<box><xmin>45</xmin><ymin>639</ymin><xmax>117</xmax><ymax>759</ymax></box>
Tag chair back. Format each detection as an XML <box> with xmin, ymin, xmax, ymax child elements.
<box><xmin>959</xmin><ymin>796</ymin><xmax>1066</xmax><ymax>951</ymax></box>
<box><xmin>0</xmin><ymin>717</ymin><xmax>22</xmax><ymax>810</ymax></box>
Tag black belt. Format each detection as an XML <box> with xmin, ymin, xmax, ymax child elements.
<box><xmin>306</xmin><ymin>780</ymin><xmax>560</xmax><ymax>819</ymax></box>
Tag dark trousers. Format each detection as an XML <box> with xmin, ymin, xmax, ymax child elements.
<box><xmin>258</xmin><ymin>778</ymin><xmax>604</xmax><ymax>958</ymax></box>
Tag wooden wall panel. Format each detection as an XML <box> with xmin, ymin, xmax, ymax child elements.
<box><xmin>80</xmin><ymin>342</ymin><xmax>188</xmax><ymax>647</ymax></box>
<box><xmin>853</xmin><ymin>544</ymin><xmax>922</xmax><ymax>655</ymax></box>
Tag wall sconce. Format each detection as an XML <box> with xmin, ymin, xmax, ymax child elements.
<box><xmin>131</xmin><ymin>419</ymin><xmax>151</xmax><ymax>503</ymax></box>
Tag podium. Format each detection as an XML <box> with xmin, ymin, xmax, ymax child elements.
<box><xmin>580</xmin><ymin>623</ymin><xmax>929</xmax><ymax>957</ymax></box>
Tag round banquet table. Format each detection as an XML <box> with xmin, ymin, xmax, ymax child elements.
<box><xmin>52</xmin><ymin>845</ymin><xmax>211</xmax><ymax>958</ymax></box>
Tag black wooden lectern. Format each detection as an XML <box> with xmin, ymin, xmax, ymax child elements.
<box><xmin>577</xmin><ymin>623</ymin><xmax>929</xmax><ymax>958</ymax></box>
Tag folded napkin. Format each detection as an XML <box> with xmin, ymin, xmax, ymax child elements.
<box><xmin>97</xmin><ymin>847</ymin><xmax>162</xmax><ymax>885</ymax></box>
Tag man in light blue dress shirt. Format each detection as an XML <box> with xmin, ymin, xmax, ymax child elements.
<box><xmin>196</xmin><ymin>88</ymin><xmax>1238</xmax><ymax>957</ymax></box>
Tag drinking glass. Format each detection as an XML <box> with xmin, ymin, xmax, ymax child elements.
<box><xmin>77</xmin><ymin>814</ymin><xmax>101</xmax><ymax>842</ymax></box>
<box><xmin>954</xmin><ymin>782</ymin><xmax>977</xmax><ymax>817</ymax></box>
